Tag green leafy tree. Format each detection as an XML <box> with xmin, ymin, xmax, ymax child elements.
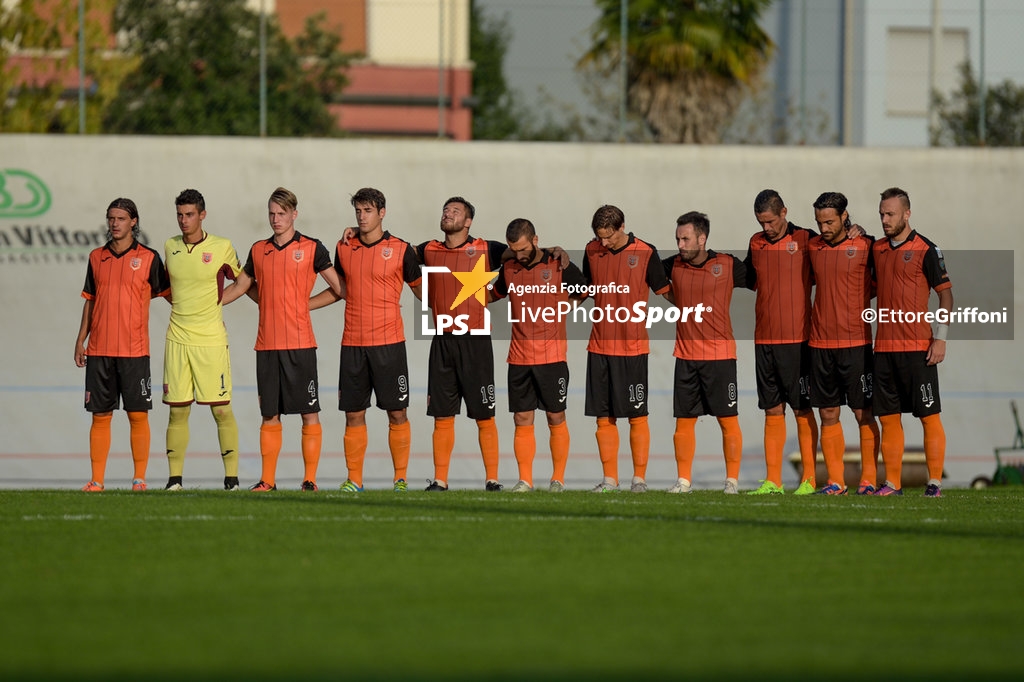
<box><xmin>932</xmin><ymin>61</ymin><xmax>1024</xmax><ymax>147</ymax></box>
<box><xmin>104</xmin><ymin>0</ymin><xmax>352</xmax><ymax>136</ymax></box>
<box><xmin>578</xmin><ymin>0</ymin><xmax>773</xmax><ymax>143</ymax></box>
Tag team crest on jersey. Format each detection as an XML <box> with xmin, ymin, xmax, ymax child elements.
<box><xmin>293</xmin><ymin>250</ymin><xmax>304</xmax><ymax>263</ymax></box>
<box><xmin>787</xmin><ymin>242</ymin><xmax>798</xmax><ymax>254</ymax></box>
<box><xmin>130</xmin><ymin>257</ymin><xmax>142</xmax><ymax>271</ymax></box>
<box><xmin>627</xmin><ymin>255</ymin><xmax>639</xmax><ymax>268</ymax></box>
<box><xmin>381</xmin><ymin>246</ymin><xmax>393</xmax><ymax>260</ymax></box>
<box><xmin>903</xmin><ymin>251</ymin><xmax>913</xmax><ymax>262</ymax></box>
<box><xmin>541</xmin><ymin>269</ymin><xmax>552</xmax><ymax>281</ymax></box>
<box><xmin>845</xmin><ymin>245</ymin><xmax>857</xmax><ymax>258</ymax></box>
<box><xmin>466</xmin><ymin>246</ymin><xmax>477</xmax><ymax>258</ymax></box>
<box><xmin>202</xmin><ymin>252</ymin><xmax>212</xmax><ymax>263</ymax></box>
<box><xmin>711</xmin><ymin>263</ymin><xmax>723</xmax><ymax>277</ymax></box>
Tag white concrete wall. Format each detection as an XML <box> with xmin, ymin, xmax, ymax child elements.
<box><xmin>0</xmin><ymin>135</ymin><xmax>1020</xmax><ymax>489</ymax></box>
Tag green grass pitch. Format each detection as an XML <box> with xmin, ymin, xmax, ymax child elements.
<box><xmin>1</xmin><ymin>488</ymin><xmax>1022</xmax><ymax>681</ymax></box>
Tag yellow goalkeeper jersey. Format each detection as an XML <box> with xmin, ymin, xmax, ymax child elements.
<box><xmin>165</xmin><ymin>232</ymin><xmax>241</xmax><ymax>346</ymax></box>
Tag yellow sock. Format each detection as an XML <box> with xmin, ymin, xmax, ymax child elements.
<box><xmin>301</xmin><ymin>423</ymin><xmax>322</xmax><ymax>483</ymax></box>
<box><xmin>126</xmin><ymin>411</ymin><xmax>150</xmax><ymax>480</ymax></box>
<box><xmin>795</xmin><ymin>411</ymin><xmax>818</xmax><ymax>485</ymax></box>
<box><xmin>859</xmin><ymin>420</ymin><xmax>880</xmax><ymax>486</ymax></box>
<box><xmin>432</xmin><ymin>417</ymin><xmax>455</xmax><ymax>485</ymax></box>
<box><xmin>166</xmin><ymin>405</ymin><xmax>191</xmax><ymax>478</ymax></box>
<box><xmin>628</xmin><ymin>416</ymin><xmax>649</xmax><ymax>480</ymax></box>
<box><xmin>719</xmin><ymin>415</ymin><xmax>743</xmax><ymax>480</ymax></box>
<box><xmin>921</xmin><ymin>414</ymin><xmax>946</xmax><ymax>482</ymax></box>
<box><xmin>259</xmin><ymin>422</ymin><xmax>283</xmax><ymax>486</ymax></box>
<box><xmin>820</xmin><ymin>422</ymin><xmax>846</xmax><ymax>487</ymax></box>
<box><xmin>763</xmin><ymin>414</ymin><xmax>786</xmax><ymax>487</ymax></box>
<box><xmin>673</xmin><ymin>417</ymin><xmax>697</xmax><ymax>480</ymax></box>
<box><xmin>212</xmin><ymin>404</ymin><xmax>239</xmax><ymax>477</ymax></box>
<box><xmin>344</xmin><ymin>424</ymin><xmax>367</xmax><ymax>488</ymax></box>
<box><xmin>595</xmin><ymin>417</ymin><xmax>619</xmax><ymax>484</ymax></box>
<box><xmin>513</xmin><ymin>424</ymin><xmax>536</xmax><ymax>486</ymax></box>
<box><xmin>89</xmin><ymin>413</ymin><xmax>112</xmax><ymax>484</ymax></box>
<box><xmin>389</xmin><ymin>421</ymin><xmax>411</xmax><ymax>482</ymax></box>
<box><xmin>549</xmin><ymin>421</ymin><xmax>570</xmax><ymax>484</ymax></box>
<box><xmin>879</xmin><ymin>414</ymin><xmax>905</xmax><ymax>488</ymax></box>
<box><xmin>478</xmin><ymin>418</ymin><xmax>500</xmax><ymax>481</ymax></box>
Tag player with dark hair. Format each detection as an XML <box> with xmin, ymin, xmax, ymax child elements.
<box><xmin>492</xmin><ymin>218</ymin><xmax>585</xmax><ymax>492</ymax></box>
<box><xmin>75</xmin><ymin>198</ymin><xmax>170</xmax><ymax>491</ymax></box>
<box><xmin>583</xmin><ymin>204</ymin><xmax>672</xmax><ymax>493</ymax></box>
<box><xmin>312</xmin><ymin>187</ymin><xmax>421</xmax><ymax>492</ymax></box>
<box><xmin>664</xmin><ymin>211</ymin><xmax>747</xmax><ymax>494</ymax></box>
<box><xmin>744</xmin><ymin>189</ymin><xmax>819</xmax><ymax>495</ymax></box>
<box><xmin>162</xmin><ymin>189</ymin><xmax>243</xmax><ymax>491</ymax></box>
<box><xmin>808</xmin><ymin>192</ymin><xmax>880</xmax><ymax>495</ymax></box>
<box><xmin>872</xmin><ymin>187</ymin><xmax>953</xmax><ymax>497</ymax></box>
<box><xmin>223</xmin><ymin>187</ymin><xmax>342</xmax><ymax>492</ymax></box>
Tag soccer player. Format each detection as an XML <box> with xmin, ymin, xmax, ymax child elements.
<box><xmin>744</xmin><ymin>190</ymin><xmax>819</xmax><ymax>495</ymax></box>
<box><xmin>418</xmin><ymin>197</ymin><xmax>507</xmax><ymax>492</ymax></box>
<box><xmin>872</xmin><ymin>187</ymin><xmax>953</xmax><ymax>497</ymax></box>
<box><xmin>314</xmin><ymin>187</ymin><xmax>421</xmax><ymax>492</ymax></box>
<box><xmin>74</xmin><ymin>198</ymin><xmax>170</xmax><ymax>491</ymax></box>
<box><xmin>807</xmin><ymin>192</ymin><xmax>880</xmax><ymax>495</ymax></box>
<box><xmin>162</xmin><ymin>189</ymin><xmax>243</xmax><ymax>491</ymax></box>
<box><xmin>492</xmin><ymin>218</ymin><xmax>585</xmax><ymax>493</ymax></box>
<box><xmin>664</xmin><ymin>212</ymin><xmax>746</xmax><ymax>494</ymax></box>
<box><xmin>222</xmin><ymin>187</ymin><xmax>342</xmax><ymax>492</ymax></box>
<box><xmin>583</xmin><ymin>204</ymin><xmax>672</xmax><ymax>493</ymax></box>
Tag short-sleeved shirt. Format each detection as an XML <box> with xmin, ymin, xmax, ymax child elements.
<box><xmin>582</xmin><ymin>234</ymin><xmax>670</xmax><ymax>357</ymax></box>
<box><xmin>165</xmin><ymin>232</ymin><xmax>241</xmax><ymax>346</ymax></box>
<box><xmin>744</xmin><ymin>223</ymin><xmax>815</xmax><ymax>344</ymax></box>
<box><xmin>334</xmin><ymin>231</ymin><xmax>421</xmax><ymax>347</ymax></box>
<box><xmin>243</xmin><ymin>232</ymin><xmax>332</xmax><ymax>351</ymax></box>
<box><xmin>493</xmin><ymin>251</ymin><xmax>586</xmax><ymax>365</ymax></box>
<box><xmin>808</xmin><ymin>233</ymin><xmax>874</xmax><ymax>350</ymax></box>
<box><xmin>418</xmin><ymin>236</ymin><xmax>506</xmax><ymax>333</ymax></box>
<box><xmin>664</xmin><ymin>250</ymin><xmax>746</xmax><ymax>361</ymax></box>
<box><xmin>873</xmin><ymin>231</ymin><xmax>952</xmax><ymax>353</ymax></box>
<box><xmin>81</xmin><ymin>240</ymin><xmax>170</xmax><ymax>357</ymax></box>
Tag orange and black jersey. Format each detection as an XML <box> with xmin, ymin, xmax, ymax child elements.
<box><xmin>808</xmin><ymin>233</ymin><xmax>875</xmax><ymax>349</ymax></box>
<box><xmin>744</xmin><ymin>223</ymin><xmax>815</xmax><ymax>344</ymax></box>
<box><xmin>242</xmin><ymin>232</ymin><xmax>332</xmax><ymax>351</ymax></box>
<box><xmin>418</xmin><ymin>236</ymin><xmax>506</xmax><ymax>333</ymax></box>
<box><xmin>493</xmin><ymin>251</ymin><xmax>586</xmax><ymax>366</ymax></box>
<box><xmin>664</xmin><ymin>250</ymin><xmax>746</xmax><ymax>361</ymax></box>
<box><xmin>334</xmin><ymin>231</ymin><xmax>421</xmax><ymax>347</ymax></box>
<box><xmin>82</xmin><ymin>240</ymin><xmax>170</xmax><ymax>357</ymax></box>
<box><xmin>873</xmin><ymin>231</ymin><xmax>952</xmax><ymax>353</ymax></box>
<box><xmin>583</xmin><ymin>233</ymin><xmax>670</xmax><ymax>357</ymax></box>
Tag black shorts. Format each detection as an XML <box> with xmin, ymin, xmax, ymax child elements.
<box><xmin>755</xmin><ymin>343</ymin><xmax>811</xmax><ymax>411</ymax></box>
<box><xmin>426</xmin><ymin>335</ymin><xmax>495</xmax><ymax>419</ymax></box>
<box><xmin>256</xmin><ymin>348</ymin><xmax>320</xmax><ymax>417</ymax></box>
<box><xmin>508</xmin><ymin>362</ymin><xmax>569</xmax><ymax>414</ymax></box>
<box><xmin>673</xmin><ymin>358</ymin><xmax>739</xmax><ymax>418</ymax></box>
<box><xmin>84</xmin><ymin>356</ymin><xmax>153</xmax><ymax>412</ymax></box>
<box><xmin>339</xmin><ymin>342</ymin><xmax>410</xmax><ymax>412</ymax></box>
<box><xmin>585</xmin><ymin>353</ymin><xmax>649</xmax><ymax>419</ymax></box>
<box><xmin>810</xmin><ymin>345</ymin><xmax>873</xmax><ymax>410</ymax></box>
<box><xmin>873</xmin><ymin>351</ymin><xmax>941</xmax><ymax>418</ymax></box>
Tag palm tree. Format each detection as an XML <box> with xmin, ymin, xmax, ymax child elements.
<box><xmin>579</xmin><ymin>0</ymin><xmax>773</xmax><ymax>143</ymax></box>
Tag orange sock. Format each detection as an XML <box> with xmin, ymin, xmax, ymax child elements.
<box><xmin>795</xmin><ymin>411</ymin><xmax>818</xmax><ymax>485</ymax></box>
<box><xmin>673</xmin><ymin>417</ymin><xmax>697</xmax><ymax>481</ymax></box>
<box><xmin>763</xmin><ymin>414</ymin><xmax>786</xmax><ymax>486</ymax></box>
<box><xmin>921</xmin><ymin>414</ymin><xmax>946</xmax><ymax>482</ymax></box>
<box><xmin>820</xmin><ymin>422</ymin><xmax>846</xmax><ymax>487</ymax></box>
<box><xmin>343</xmin><ymin>424</ymin><xmax>367</xmax><ymax>488</ymax></box>
<box><xmin>126</xmin><ymin>411</ymin><xmax>150</xmax><ymax>480</ymax></box>
<box><xmin>595</xmin><ymin>417</ymin><xmax>619</xmax><ymax>484</ymax></box>
<box><xmin>88</xmin><ymin>413</ymin><xmax>112</xmax><ymax>484</ymax></box>
<box><xmin>513</xmin><ymin>424</ymin><xmax>535</xmax><ymax>486</ymax></box>
<box><xmin>879</xmin><ymin>414</ymin><xmax>905</xmax><ymax>489</ymax></box>
<box><xmin>301</xmin><ymin>423</ymin><xmax>322</xmax><ymax>484</ymax></box>
<box><xmin>628</xmin><ymin>416</ymin><xmax>650</xmax><ymax>480</ymax></box>
<box><xmin>259</xmin><ymin>422</ymin><xmax>283</xmax><ymax>487</ymax></box>
<box><xmin>719</xmin><ymin>415</ymin><xmax>743</xmax><ymax>480</ymax></box>
<box><xmin>477</xmin><ymin>418</ymin><xmax>500</xmax><ymax>481</ymax></box>
<box><xmin>389</xmin><ymin>421</ymin><xmax>411</xmax><ymax>482</ymax></box>
<box><xmin>548</xmin><ymin>421</ymin><xmax>569</xmax><ymax>483</ymax></box>
<box><xmin>859</xmin><ymin>420</ymin><xmax>880</xmax><ymax>486</ymax></box>
<box><xmin>432</xmin><ymin>417</ymin><xmax>455</xmax><ymax>485</ymax></box>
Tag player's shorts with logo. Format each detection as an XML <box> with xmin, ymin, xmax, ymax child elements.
<box><xmin>427</xmin><ymin>335</ymin><xmax>496</xmax><ymax>420</ymax></box>
<box><xmin>84</xmin><ymin>356</ymin><xmax>153</xmax><ymax>412</ymax></box>
<box><xmin>339</xmin><ymin>342</ymin><xmax>410</xmax><ymax>412</ymax></box>
<box><xmin>508</xmin><ymin>361</ymin><xmax>569</xmax><ymax>414</ymax></box>
<box><xmin>673</xmin><ymin>358</ymin><xmax>739</xmax><ymax>418</ymax></box>
<box><xmin>755</xmin><ymin>342</ymin><xmax>812</xmax><ymax>411</ymax></box>
<box><xmin>162</xmin><ymin>339</ymin><xmax>232</xmax><ymax>405</ymax></box>
<box><xmin>873</xmin><ymin>351</ymin><xmax>941</xmax><ymax>418</ymax></box>
<box><xmin>585</xmin><ymin>353</ymin><xmax>649</xmax><ymax>419</ymax></box>
<box><xmin>256</xmin><ymin>348</ymin><xmax>320</xmax><ymax>417</ymax></box>
<box><xmin>810</xmin><ymin>344</ymin><xmax>873</xmax><ymax>409</ymax></box>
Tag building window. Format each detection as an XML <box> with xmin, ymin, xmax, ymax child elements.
<box><xmin>886</xmin><ymin>27</ymin><xmax>967</xmax><ymax>117</ymax></box>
